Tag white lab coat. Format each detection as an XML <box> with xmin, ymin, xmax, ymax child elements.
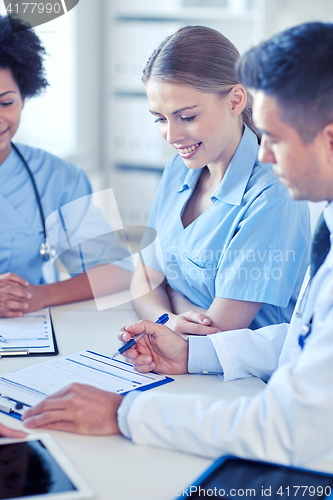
<box><xmin>124</xmin><ymin>204</ymin><xmax>333</xmax><ymax>466</ymax></box>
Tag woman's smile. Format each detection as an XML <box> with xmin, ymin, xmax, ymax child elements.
<box><xmin>146</xmin><ymin>80</ymin><xmax>244</xmax><ymax>175</ymax></box>
<box><xmin>176</xmin><ymin>142</ymin><xmax>201</xmax><ymax>158</ymax></box>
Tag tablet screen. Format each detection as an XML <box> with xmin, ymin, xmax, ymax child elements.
<box><xmin>185</xmin><ymin>457</ymin><xmax>333</xmax><ymax>499</ymax></box>
<box><xmin>0</xmin><ymin>440</ymin><xmax>76</xmax><ymax>499</ymax></box>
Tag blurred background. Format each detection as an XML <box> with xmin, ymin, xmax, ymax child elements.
<box><xmin>2</xmin><ymin>0</ymin><xmax>332</xmax><ymax>231</ymax></box>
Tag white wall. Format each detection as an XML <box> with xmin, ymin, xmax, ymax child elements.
<box><xmin>263</xmin><ymin>0</ymin><xmax>332</xmax><ymax>231</ymax></box>
<box><xmin>264</xmin><ymin>0</ymin><xmax>333</xmax><ymax>37</ymax></box>
<box><xmin>0</xmin><ymin>3</ymin><xmax>78</xmax><ymax>159</ymax></box>
<box><xmin>3</xmin><ymin>0</ymin><xmax>331</xmax><ymax>231</ymax></box>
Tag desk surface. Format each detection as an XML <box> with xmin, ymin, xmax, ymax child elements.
<box><xmin>1</xmin><ymin>292</ymin><xmax>331</xmax><ymax>500</ymax></box>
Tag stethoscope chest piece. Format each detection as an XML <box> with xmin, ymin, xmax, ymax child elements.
<box><xmin>39</xmin><ymin>240</ymin><xmax>56</xmax><ymax>262</ymax></box>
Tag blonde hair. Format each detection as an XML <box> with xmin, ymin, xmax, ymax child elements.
<box><xmin>142</xmin><ymin>25</ymin><xmax>260</xmax><ymax>141</ymax></box>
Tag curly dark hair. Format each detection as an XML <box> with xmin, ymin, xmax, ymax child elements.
<box><xmin>0</xmin><ymin>15</ymin><xmax>48</xmax><ymax>97</ymax></box>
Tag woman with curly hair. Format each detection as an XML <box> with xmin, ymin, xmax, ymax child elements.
<box><xmin>0</xmin><ymin>16</ymin><xmax>132</xmax><ymax>317</ymax></box>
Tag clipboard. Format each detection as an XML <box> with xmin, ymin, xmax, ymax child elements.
<box><xmin>0</xmin><ymin>308</ymin><xmax>58</xmax><ymax>358</ymax></box>
<box><xmin>0</xmin><ymin>350</ymin><xmax>173</xmax><ymax>420</ymax></box>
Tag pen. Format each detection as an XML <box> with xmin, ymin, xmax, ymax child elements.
<box><xmin>0</xmin><ymin>335</ymin><xmax>6</xmax><ymax>343</ymax></box>
<box><xmin>112</xmin><ymin>313</ymin><xmax>169</xmax><ymax>359</ymax></box>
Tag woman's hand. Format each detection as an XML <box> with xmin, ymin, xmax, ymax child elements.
<box><xmin>0</xmin><ymin>273</ymin><xmax>31</xmax><ymax>317</ymax></box>
<box><xmin>119</xmin><ymin>319</ymin><xmax>189</xmax><ymax>374</ymax></box>
<box><xmin>166</xmin><ymin>286</ymin><xmax>220</xmax><ymax>335</ymax></box>
<box><xmin>168</xmin><ymin>311</ymin><xmax>221</xmax><ymax>336</ymax></box>
<box><xmin>0</xmin><ymin>274</ymin><xmax>49</xmax><ymax>316</ymax></box>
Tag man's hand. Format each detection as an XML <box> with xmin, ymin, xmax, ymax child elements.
<box><xmin>0</xmin><ymin>273</ymin><xmax>31</xmax><ymax>317</ymax></box>
<box><xmin>22</xmin><ymin>383</ymin><xmax>123</xmax><ymax>435</ymax></box>
<box><xmin>120</xmin><ymin>319</ymin><xmax>189</xmax><ymax>374</ymax></box>
<box><xmin>0</xmin><ymin>423</ymin><xmax>27</xmax><ymax>438</ymax></box>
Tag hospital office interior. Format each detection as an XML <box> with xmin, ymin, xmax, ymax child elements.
<box><xmin>3</xmin><ymin>0</ymin><xmax>332</xmax><ymax>249</ymax></box>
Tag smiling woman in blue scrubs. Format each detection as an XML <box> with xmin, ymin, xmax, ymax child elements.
<box><xmin>0</xmin><ymin>16</ymin><xmax>132</xmax><ymax>317</ymax></box>
<box><xmin>131</xmin><ymin>26</ymin><xmax>310</xmax><ymax>334</ymax></box>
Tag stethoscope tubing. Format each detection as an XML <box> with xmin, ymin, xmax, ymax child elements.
<box><xmin>11</xmin><ymin>142</ymin><xmax>47</xmax><ymax>241</ymax></box>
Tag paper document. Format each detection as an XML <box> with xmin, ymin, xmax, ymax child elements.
<box><xmin>0</xmin><ymin>308</ymin><xmax>56</xmax><ymax>356</ymax></box>
<box><xmin>0</xmin><ymin>350</ymin><xmax>173</xmax><ymax>417</ymax></box>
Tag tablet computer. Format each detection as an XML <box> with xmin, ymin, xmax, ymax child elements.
<box><xmin>0</xmin><ymin>433</ymin><xmax>94</xmax><ymax>500</ymax></box>
<box><xmin>179</xmin><ymin>456</ymin><xmax>333</xmax><ymax>499</ymax></box>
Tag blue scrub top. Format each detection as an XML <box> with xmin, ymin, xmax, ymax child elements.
<box><xmin>0</xmin><ymin>144</ymin><xmax>133</xmax><ymax>285</ymax></box>
<box><xmin>143</xmin><ymin>125</ymin><xmax>310</xmax><ymax>329</ymax></box>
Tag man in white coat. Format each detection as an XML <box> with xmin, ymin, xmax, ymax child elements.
<box><xmin>17</xmin><ymin>22</ymin><xmax>333</xmax><ymax>465</ymax></box>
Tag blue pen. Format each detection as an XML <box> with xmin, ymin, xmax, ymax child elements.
<box><xmin>112</xmin><ymin>313</ymin><xmax>169</xmax><ymax>359</ymax></box>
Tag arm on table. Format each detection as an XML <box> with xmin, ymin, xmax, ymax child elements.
<box><xmin>130</xmin><ymin>264</ymin><xmax>219</xmax><ymax>335</ymax></box>
<box><xmin>120</xmin><ymin>319</ymin><xmax>286</xmax><ymax>380</ymax></box>
<box><xmin>22</xmin><ymin>384</ymin><xmax>123</xmax><ymax>435</ymax></box>
<box><xmin>116</xmin><ymin>317</ymin><xmax>332</xmax><ymax>464</ymax></box>
<box><xmin>22</xmin><ymin>320</ymin><xmax>189</xmax><ymax>431</ymax></box>
<box><xmin>169</xmin><ymin>285</ymin><xmax>263</xmax><ymax>332</ymax></box>
<box><xmin>22</xmin><ymin>319</ymin><xmax>304</xmax><ymax>464</ymax></box>
<box><xmin>22</xmin><ymin>319</ymin><xmax>291</xmax><ymax>455</ymax></box>
<box><xmin>0</xmin><ymin>265</ymin><xmax>132</xmax><ymax>317</ymax></box>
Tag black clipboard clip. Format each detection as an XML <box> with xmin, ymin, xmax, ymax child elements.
<box><xmin>0</xmin><ymin>394</ymin><xmax>30</xmax><ymax>418</ymax></box>
<box><xmin>0</xmin><ymin>348</ymin><xmax>30</xmax><ymax>358</ymax></box>
<box><xmin>0</xmin><ymin>312</ymin><xmax>58</xmax><ymax>358</ymax></box>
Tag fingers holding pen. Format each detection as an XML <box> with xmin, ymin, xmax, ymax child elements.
<box><xmin>118</xmin><ymin>327</ymin><xmax>155</xmax><ymax>370</ymax></box>
<box><xmin>122</xmin><ymin>343</ymin><xmax>156</xmax><ymax>373</ymax></box>
<box><xmin>118</xmin><ymin>320</ymin><xmax>188</xmax><ymax>375</ymax></box>
<box><xmin>116</xmin><ymin>323</ymin><xmax>156</xmax><ymax>372</ymax></box>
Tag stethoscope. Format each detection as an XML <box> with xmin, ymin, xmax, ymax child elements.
<box><xmin>295</xmin><ymin>275</ymin><xmax>314</xmax><ymax>350</ymax></box>
<box><xmin>11</xmin><ymin>142</ymin><xmax>55</xmax><ymax>262</ymax></box>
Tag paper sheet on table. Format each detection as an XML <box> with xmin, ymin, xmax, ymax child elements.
<box><xmin>0</xmin><ymin>350</ymin><xmax>173</xmax><ymax>411</ymax></box>
<box><xmin>0</xmin><ymin>308</ymin><xmax>56</xmax><ymax>355</ymax></box>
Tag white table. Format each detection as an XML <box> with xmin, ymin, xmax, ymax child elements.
<box><xmin>1</xmin><ymin>292</ymin><xmax>331</xmax><ymax>500</ymax></box>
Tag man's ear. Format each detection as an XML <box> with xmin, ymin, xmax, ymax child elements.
<box><xmin>229</xmin><ymin>84</ymin><xmax>247</xmax><ymax>117</ymax></box>
<box><xmin>322</xmin><ymin>123</ymin><xmax>333</xmax><ymax>160</ymax></box>
<box><xmin>21</xmin><ymin>97</ymin><xmax>25</xmax><ymax>110</ymax></box>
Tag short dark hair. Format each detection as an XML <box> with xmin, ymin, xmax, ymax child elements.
<box><xmin>0</xmin><ymin>15</ymin><xmax>48</xmax><ymax>97</ymax></box>
<box><xmin>236</xmin><ymin>22</ymin><xmax>333</xmax><ymax>143</ymax></box>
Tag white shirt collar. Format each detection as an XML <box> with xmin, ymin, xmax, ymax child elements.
<box><xmin>324</xmin><ymin>201</ymin><xmax>333</xmax><ymax>236</ymax></box>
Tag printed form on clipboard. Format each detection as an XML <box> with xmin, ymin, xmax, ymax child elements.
<box><xmin>0</xmin><ymin>350</ymin><xmax>174</xmax><ymax>419</ymax></box>
<box><xmin>0</xmin><ymin>307</ymin><xmax>57</xmax><ymax>357</ymax></box>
